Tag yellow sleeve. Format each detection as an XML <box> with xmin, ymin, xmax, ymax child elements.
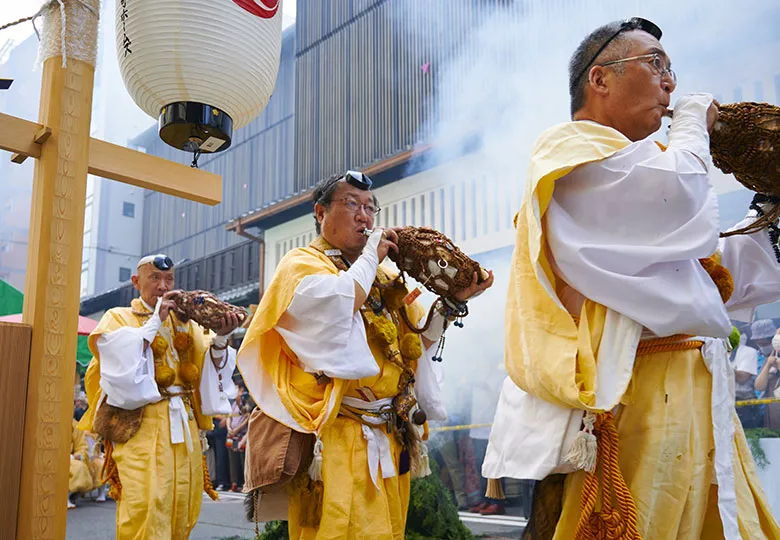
<box><xmin>238</xmin><ymin>248</ymin><xmax>347</xmax><ymax>433</ymax></box>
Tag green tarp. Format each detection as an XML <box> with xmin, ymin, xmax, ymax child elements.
<box><xmin>0</xmin><ymin>279</ymin><xmax>93</xmax><ymax>366</ymax></box>
<box><xmin>0</xmin><ymin>279</ymin><xmax>23</xmax><ymax>316</ymax></box>
<box><xmin>76</xmin><ymin>334</ymin><xmax>92</xmax><ymax>367</ymax></box>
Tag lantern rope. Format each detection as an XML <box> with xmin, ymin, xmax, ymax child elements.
<box><xmin>0</xmin><ymin>0</ymin><xmax>99</xmax><ymax>69</ymax></box>
<box><xmin>40</xmin><ymin>0</ymin><xmax>99</xmax><ymax>68</ymax></box>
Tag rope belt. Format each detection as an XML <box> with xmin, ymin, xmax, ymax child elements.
<box><xmin>635</xmin><ymin>334</ymin><xmax>704</xmax><ymax>356</ymax></box>
<box><xmin>339</xmin><ymin>396</ymin><xmax>398</xmax><ymax>489</ymax></box>
<box><xmin>163</xmin><ymin>385</ymin><xmax>194</xmax><ymax>451</ymax></box>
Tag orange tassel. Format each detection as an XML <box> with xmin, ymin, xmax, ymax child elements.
<box><xmin>486</xmin><ymin>478</ymin><xmax>505</xmax><ymax>500</ymax></box>
<box><xmin>699</xmin><ymin>256</ymin><xmax>734</xmax><ymax>303</ymax></box>
<box><xmin>101</xmin><ymin>440</ymin><xmax>123</xmax><ymax>501</ymax></box>
<box><xmin>574</xmin><ymin>412</ymin><xmax>640</xmax><ymax>540</ymax></box>
<box><xmin>299</xmin><ymin>479</ymin><xmax>323</xmax><ymax>528</ymax></box>
<box><xmin>203</xmin><ymin>453</ymin><xmax>219</xmax><ymax>501</ymax></box>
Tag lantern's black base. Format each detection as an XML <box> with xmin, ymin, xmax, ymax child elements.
<box><xmin>158</xmin><ymin>102</ymin><xmax>233</xmax><ymax>154</ymax></box>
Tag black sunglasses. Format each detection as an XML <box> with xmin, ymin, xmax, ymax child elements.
<box><xmin>572</xmin><ymin>17</ymin><xmax>663</xmax><ymax>87</ymax></box>
<box><xmin>153</xmin><ymin>255</ymin><xmax>174</xmax><ymax>271</ymax></box>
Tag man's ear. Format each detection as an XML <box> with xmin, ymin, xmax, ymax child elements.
<box><xmin>588</xmin><ymin>65</ymin><xmax>610</xmax><ymax>96</ymax></box>
<box><xmin>314</xmin><ymin>202</ymin><xmax>326</xmax><ymax>226</ymax></box>
<box><xmin>131</xmin><ymin>274</ymin><xmax>140</xmax><ymax>291</ymax></box>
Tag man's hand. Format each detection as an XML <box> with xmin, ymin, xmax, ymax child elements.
<box><xmin>158</xmin><ymin>291</ymin><xmax>181</xmax><ymax>321</ymax></box>
<box><xmin>375</xmin><ymin>227</ymin><xmax>399</xmax><ymax>261</ymax></box>
<box><xmin>216</xmin><ymin>311</ymin><xmax>242</xmax><ymax>336</ymax></box>
<box><xmin>706</xmin><ymin>99</ymin><xmax>720</xmax><ymax>134</ymax></box>
<box><xmin>454</xmin><ymin>270</ymin><xmax>495</xmax><ymax>302</ymax></box>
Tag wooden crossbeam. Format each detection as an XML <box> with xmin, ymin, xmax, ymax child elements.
<box><xmin>0</xmin><ymin>112</ymin><xmax>42</xmax><ymax>160</ymax></box>
<box><xmin>0</xmin><ymin>112</ymin><xmax>222</xmax><ymax>206</ymax></box>
<box><xmin>89</xmin><ymin>138</ymin><xmax>222</xmax><ymax>205</ymax></box>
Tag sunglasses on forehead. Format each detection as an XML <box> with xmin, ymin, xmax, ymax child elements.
<box><xmin>344</xmin><ymin>170</ymin><xmax>373</xmax><ymax>190</ymax></box>
<box><xmin>572</xmin><ymin>17</ymin><xmax>663</xmax><ymax>87</ymax></box>
<box><xmin>153</xmin><ymin>255</ymin><xmax>174</xmax><ymax>271</ymax></box>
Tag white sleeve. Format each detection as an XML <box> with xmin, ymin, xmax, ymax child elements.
<box><xmin>199</xmin><ymin>345</ymin><xmax>238</xmax><ymax>416</ymax></box>
<box><xmin>414</xmin><ymin>339</ymin><xmax>447</xmax><ymax>422</ymax></box>
<box><xmin>97</xmin><ymin>327</ymin><xmax>163</xmax><ymax>410</ymax></box>
<box><xmin>546</xmin><ymin>131</ymin><xmax>731</xmax><ymax>338</ymax></box>
<box><xmin>721</xmin><ymin>216</ymin><xmax>780</xmax><ymax>322</ymax></box>
<box><xmin>732</xmin><ymin>345</ymin><xmax>759</xmax><ymax>375</ymax></box>
<box><xmin>276</xmin><ymin>272</ymin><xmax>380</xmax><ymax>379</ymax></box>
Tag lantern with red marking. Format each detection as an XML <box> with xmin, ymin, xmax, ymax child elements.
<box><xmin>116</xmin><ymin>0</ymin><xmax>283</xmax><ymax>156</ymax></box>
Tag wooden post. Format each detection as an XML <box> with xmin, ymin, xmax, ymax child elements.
<box><xmin>17</xmin><ymin>2</ymin><xmax>98</xmax><ymax>537</ymax></box>
<box><xmin>0</xmin><ymin>2</ymin><xmax>225</xmax><ymax>536</ymax></box>
<box><xmin>0</xmin><ymin>323</ymin><xmax>32</xmax><ymax>536</ymax></box>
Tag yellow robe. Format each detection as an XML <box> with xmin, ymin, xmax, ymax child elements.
<box><xmin>238</xmin><ymin>246</ymin><xmax>426</xmax><ymax>540</ymax></box>
<box><xmin>78</xmin><ymin>298</ymin><xmax>214</xmax><ymax>540</ymax></box>
<box><xmin>69</xmin><ymin>419</ymin><xmax>93</xmax><ymax>494</ymax></box>
<box><xmin>507</xmin><ymin>121</ymin><xmax>780</xmax><ymax>539</ymax></box>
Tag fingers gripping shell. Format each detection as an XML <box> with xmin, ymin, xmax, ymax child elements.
<box><xmin>167</xmin><ymin>290</ymin><xmax>247</xmax><ymax>333</ymax></box>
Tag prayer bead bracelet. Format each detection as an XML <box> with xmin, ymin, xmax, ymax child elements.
<box><xmin>750</xmin><ymin>194</ymin><xmax>780</xmax><ymax>263</ymax></box>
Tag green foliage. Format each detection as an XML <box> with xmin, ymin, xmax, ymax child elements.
<box><xmin>744</xmin><ymin>428</ymin><xmax>780</xmax><ymax>469</ymax></box>
<box><xmin>406</xmin><ymin>460</ymin><xmax>474</xmax><ymax>540</ymax></box>
<box><xmin>729</xmin><ymin>326</ymin><xmax>741</xmax><ymax>350</ymax></box>
<box><xmin>254</xmin><ymin>520</ymin><xmax>289</xmax><ymax>540</ymax></box>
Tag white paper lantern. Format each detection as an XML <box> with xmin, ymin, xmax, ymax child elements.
<box><xmin>116</xmin><ymin>0</ymin><xmax>282</xmax><ymax>153</ymax></box>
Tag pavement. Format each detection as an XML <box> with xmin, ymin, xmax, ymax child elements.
<box><xmin>66</xmin><ymin>491</ymin><xmax>525</xmax><ymax>539</ymax></box>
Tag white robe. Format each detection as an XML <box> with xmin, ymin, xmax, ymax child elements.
<box><xmin>484</xmin><ymin>127</ymin><xmax>780</xmax><ymax>481</ymax></box>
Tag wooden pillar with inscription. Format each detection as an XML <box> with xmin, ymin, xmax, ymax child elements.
<box><xmin>17</xmin><ymin>2</ymin><xmax>99</xmax><ymax>538</ymax></box>
<box><xmin>0</xmin><ymin>3</ymin><xmax>223</xmax><ymax>539</ymax></box>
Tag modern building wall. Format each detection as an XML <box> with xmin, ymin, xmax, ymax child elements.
<box><xmin>0</xmin><ymin>36</ymin><xmax>41</xmax><ymax>290</ymax></box>
<box><xmin>82</xmin><ymin>0</ymin><xmax>780</xmax><ymax>320</ymax></box>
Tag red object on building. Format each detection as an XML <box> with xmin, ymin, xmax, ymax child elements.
<box><xmin>232</xmin><ymin>0</ymin><xmax>280</xmax><ymax>18</ymax></box>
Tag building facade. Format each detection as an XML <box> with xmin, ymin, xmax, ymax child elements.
<box><xmin>81</xmin><ymin>0</ymin><xmax>780</xmax><ymax>321</ymax></box>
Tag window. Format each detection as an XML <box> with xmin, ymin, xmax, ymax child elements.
<box><xmin>119</xmin><ymin>267</ymin><xmax>132</xmax><ymax>282</ymax></box>
<box><xmin>123</xmin><ymin>202</ymin><xmax>135</xmax><ymax>218</ymax></box>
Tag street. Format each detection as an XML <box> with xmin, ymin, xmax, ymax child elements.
<box><xmin>66</xmin><ymin>492</ymin><xmax>525</xmax><ymax>539</ymax></box>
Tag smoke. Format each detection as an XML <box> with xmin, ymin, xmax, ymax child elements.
<box><xmin>388</xmin><ymin>0</ymin><xmax>780</xmax><ymax>432</ymax></box>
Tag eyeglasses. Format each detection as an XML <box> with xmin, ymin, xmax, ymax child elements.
<box><xmin>572</xmin><ymin>17</ymin><xmax>663</xmax><ymax>86</ymax></box>
<box><xmin>599</xmin><ymin>52</ymin><xmax>676</xmax><ymax>83</ymax></box>
<box><xmin>153</xmin><ymin>255</ymin><xmax>174</xmax><ymax>271</ymax></box>
<box><xmin>339</xmin><ymin>197</ymin><xmax>380</xmax><ymax>217</ymax></box>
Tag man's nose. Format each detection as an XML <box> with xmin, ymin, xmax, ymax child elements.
<box><xmin>355</xmin><ymin>206</ymin><xmax>370</xmax><ymax>221</ymax></box>
<box><xmin>662</xmin><ymin>77</ymin><xmax>675</xmax><ymax>94</ymax></box>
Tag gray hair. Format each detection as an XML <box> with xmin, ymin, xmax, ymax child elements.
<box><xmin>568</xmin><ymin>22</ymin><xmax>633</xmax><ymax>118</ymax></box>
<box><xmin>312</xmin><ymin>173</ymin><xmax>379</xmax><ymax>235</ymax></box>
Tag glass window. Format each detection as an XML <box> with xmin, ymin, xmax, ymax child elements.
<box><xmin>119</xmin><ymin>267</ymin><xmax>132</xmax><ymax>282</ymax></box>
<box><xmin>123</xmin><ymin>202</ymin><xmax>135</xmax><ymax>218</ymax></box>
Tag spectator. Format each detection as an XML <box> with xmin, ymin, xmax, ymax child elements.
<box><xmin>741</xmin><ymin>319</ymin><xmax>777</xmax><ymax>428</ymax></box>
<box><xmin>211</xmin><ymin>416</ymin><xmax>230</xmax><ymax>491</ymax></box>
<box><xmin>755</xmin><ymin>329</ymin><xmax>780</xmax><ymax>429</ymax></box>
<box><xmin>73</xmin><ymin>393</ymin><xmax>87</xmax><ymax>421</ymax></box>
<box><xmin>227</xmin><ymin>383</ymin><xmax>250</xmax><ymax>492</ymax></box>
<box><xmin>733</xmin><ymin>332</ymin><xmax>761</xmax><ymax>428</ymax></box>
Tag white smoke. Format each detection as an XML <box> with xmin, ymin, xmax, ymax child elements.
<box><xmin>390</xmin><ymin>0</ymin><xmax>780</xmax><ymax>432</ymax></box>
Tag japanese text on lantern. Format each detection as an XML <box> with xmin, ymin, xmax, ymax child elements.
<box><xmin>121</xmin><ymin>0</ymin><xmax>132</xmax><ymax>57</ymax></box>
